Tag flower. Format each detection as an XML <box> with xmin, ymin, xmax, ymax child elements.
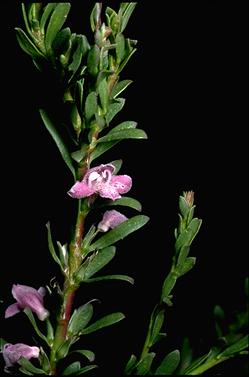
<box><xmin>98</xmin><ymin>210</ymin><xmax>128</xmax><ymax>232</ymax></box>
<box><xmin>3</xmin><ymin>343</ymin><xmax>40</xmax><ymax>369</ymax></box>
<box><xmin>5</xmin><ymin>284</ymin><xmax>49</xmax><ymax>321</ymax></box>
<box><xmin>68</xmin><ymin>163</ymin><xmax>132</xmax><ymax>200</ymax></box>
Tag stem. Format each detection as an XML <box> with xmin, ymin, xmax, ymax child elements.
<box><xmin>50</xmin><ymin>199</ymin><xmax>89</xmax><ymax>375</ymax></box>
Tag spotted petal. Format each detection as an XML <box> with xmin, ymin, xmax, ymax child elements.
<box><xmin>110</xmin><ymin>175</ymin><xmax>132</xmax><ymax>194</ymax></box>
<box><xmin>68</xmin><ymin>181</ymin><xmax>95</xmax><ymax>199</ymax></box>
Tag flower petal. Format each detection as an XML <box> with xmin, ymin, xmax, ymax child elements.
<box><xmin>110</xmin><ymin>175</ymin><xmax>132</xmax><ymax>194</ymax></box>
<box><xmin>5</xmin><ymin>303</ymin><xmax>20</xmax><ymax>318</ymax></box>
<box><xmin>68</xmin><ymin>181</ymin><xmax>95</xmax><ymax>198</ymax></box>
<box><xmin>98</xmin><ymin>183</ymin><xmax>121</xmax><ymax>200</ymax></box>
<box><xmin>98</xmin><ymin>210</ymin><xmax>128</xmax><ymax>232</ymax></box>
<box><xmin>3</xmin><ymin>343</ymin><xmax>40</xmax><ymax>368</ymax></box>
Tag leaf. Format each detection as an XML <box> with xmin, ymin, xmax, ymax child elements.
<box><xmin>68</xmin><ymin>303</ymin><xmax>93</xmax><ymax>335</ymax></box>
<box><xmin>74</xmin><ymin>365</ymin><xmax>98</xmax><ymax>375</ymax></box>
<box><xmin>0</xmin><ymin>338</ymin><xmax>7</xmax><ymax>351</ymax></box>
<box><xmin>46</xmin><ymin>222</ymin><xmax>63</xmax><ymax>272</ymax></box>
<box><xmin>72</xmin><ymin>349</ymin><xmax>95</xmax><ymax>363</ymax></box>
<box><xmin>46</xmin><ymin>318</ymin><xmax>54</xmax><ymax>345</ymax></box>
<box><xmin>45</xmin><ymin>3</ymin><xmax>71</xmax><ymax>54</ymax></box>
<box><xmin>82</xmin><ymin>312</ymin><xmax>125</xmax><ymax>335</ymax></box>
<box><xmin>90</xmin><ymin>141</ymin><xmax>119</xmax><ymax>162</ymax></box>
<box><xmin>39</xmin><ymin>109</ymin><xmax>76</xmax><ymax>179</ymax></box>
<box><xmin>40</xmin><ymin>3</ymin><xmax>57</xmax><ymax>33</ymax></box>
<box><xmin>119</xmin><ymin>3</ymin><xmax>137</xmax><ymax>33</ymax></box>
<box><xmin>109</xmin><ymin>159</ymin><xmax>123</xmax><ymax>174</ymax></box>
<box><xmin>39</xmin><ymin>347</ymin><xmax>51</xmax><ymax>374</ymax></box>
<box><xmin>71</xmin><ymin>144</ymin><xmax>88</xmax><ymax>163</ymax></box>
<box><xmin>97</xmin><ymin>128</ymin><xmax>147</xmax><ymax>143</ymax></box>
<box><xmin>85</xmin><ymin>274</ymin><xmax>134</xmax><ymax>285</ymax></box>
<box><xmin>161</xmin><ymin>274</ymin><xmax>177</xmax><ymax>304</ymax></box>
<box><xmin>85</xmin><ymin>92</ymin><xmax>98</xmax><ymax>121</ymax></box>
<box><xmin>219</xmin><ymin>335</ymin><xmax>249</xmax><ymax>357</ymax></box>
<box><xmin>176</xmin><ymin>246</ymin><xmax>190</xmax><ymax>268</ymax></box>
<box><xmin>90</xmin><ymin>3</ymin><xmax>102</xmax><ymax>32</ymax></box>
<box><xmin>175</xmin><ymin>218</ymin><xmax>202</xmax><ymax>254</ymax></box>
<box><xmin>24</xmin><ymin>308</ymin><xmax>50</xmax><ymax>346</ymax></box>
<box><xmin>62</xmin><ymin>361</ymin><xmax>81</xmax><ymax>375</ymax></box>
<box><xmin>155</xmin><ymin>349</ymin><xmax>180</xmax><ymax>375</ymax></box>
<box><xmin>178</xmin><ymin>257</ymin><xmax>196</xmax><ymax>276</ymax></box>
<box><xmin>87</xmin><ymin>45</ymin><xmax>100</xmax><ymax>76</ymax></box>
<box><xmin>18</xmin><ymin>357</ymin><xmax>46</xmax><ymax>374</ymax></box>
<box><xmin>111</xmin><ymin>80</ymin><xmax>133</xmax><ymax>99</ymax></box>
<box><xmin>124</xmin><ymin>354</ymin><xmax>137</xmax><ymax>375</ymax></box>
<box><xmin>150</xmin><ymin>309</ymin><xmax>165</xmax><ymax>347</ymax></box>
<box><xmin>116</xmin><ymin>33</ymin><xmax>125</xmax><ymax>63</ymax></box>
<box><xmin>68</xmin><ymin>35</ymin><xmax>88</xmax><ymax>81</ymax></box>
<box><xmin>52</xmin><ymin>27</ymin><xmax>71</xmax><ymax>55</ymax></box>
<box><xmin>89</xmin><ymin>215</ymin><xmax>149</xmax><ymax>251</ymax></box>
<box><xmin>76</xmin><ymin>247</ymin><xmax>116</xmax><ymax>281</ymax></box>
<box><xmin>15</xmin><ymin>28</ymin><xmax>45</xmax><ymax>59</ymax></box>
<box><xmin>117</xmin><ymin>48</ymin><xmax>137</xmax><ymax>75</ymax></box>
<box><xmin>57</xmin><ymin>241</ymin><xmax>68</xmax><ymax>270</ymax></box>
<box><xmin>109</xmin><ymin>120</ymin><xmax>137</xmax><ymax>133</ymax></box>
<box><xmin>57</xmin><ymin>338</ymin><xmax>75</xmax><ymax>360</ymax></box>
<box><xmin>136</xmin><ymin>352</ymin><xmax>156</xmax><ymax>375</ymax></box>
<box><xmin>106</xmin><ymin>98</ymin><xmax>125</xmax><ymax>124</ymax></box>
<box><xmin>98</xmin><ymin>78</ymin><xmax>109</xmax><ymax>113</ymax></box>
<box><xmin>103</xmin><ymin>196</ymin><xmax>142</xmax><ymax>212</ymax></box>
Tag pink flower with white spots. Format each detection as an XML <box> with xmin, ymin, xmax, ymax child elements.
<box><xmin>3</xmin><ymin>343</ymin><xmax>40</xmax><ymax>369</ymax></box>
<box><xmin>98</xmin><ymin>210</ymin><xmax>128</xmax><ymax>232</ymax></box>
<box><xmin>68</xmin><ymin>163</ymin><xmax>132</xmax><ymax>201</ymax></box>
<box><xmin>5</xmin><ymin>284</ymin><xmax>49</xmax><ymax>321</ymax></box>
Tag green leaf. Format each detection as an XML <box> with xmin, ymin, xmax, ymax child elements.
<box><xmin>57</xmin><ymin>338</ymin><xmax>75</xmax><ymax>360</ymax></box>
<box><xmin>18</xmin><ymin>357</ymin><xmax>46</xmax><ymax>374</ymax></box>
<box><xmin>0</xmin><ymin>338</ymin><xmax>7</xmax><ymax>351</ymax></box>
<box><xmin>62</xmin><ymin>361</ymin><xmax>80</xmax><ymax>375</ymax></box>
<box><xmin>103</xmin><ymin>196</ymin><xmax>142</xmax><ymax>212</ymax></box>
<box><xmin>155</xmin><ymin>349</ymin><xmax>180</xmax><ymax>375</ymax></box>
<box><xmin>89</xmin><ymin>215</ymin><xmax>149</xmax><ymax>251</ymax></box>
<box><xmin>178</xmin><ymin>257</ymin><xmax>196</xmax><ymax>276</ymax></box>
<box><xmin>119</xmin><ymin>3</ymin><xmax>137</xmax><ymax>33</ymax></box>
<box><xmin>57</xmin><ymin>241</ymin><xmax>68</xmax><ymax>270</ymax></box>
<box><xmin>46</xmin><ymin>318</ymin><xmax>54</xmax><ymax>345</ymax></box>
<box><xmin>82</xmin><ymin>312</ymin><xmax>125</xmax><ymax>335</ymax></box>
<box><xmin>74</xmin><ymin>365</ymin><xmax>98</xmax><ymax>375</ymax></box>
<box><xmin>39</xmin><ymin>109</ymin><xmax>76</xmax><ymax>179</ymax></box>
<box><xmin>176</xmin><ymin>246</ymin><xmax>190</xmax><ymax>268</ymax></box>
<box><xmin>109</xmin><ymin>120</ymin><xmax>137</xmax><ymax>133</ymax></box>
<box><xmin>40</xmin><ymin>3</ymin><xmax>57</xmax><ymax>33</ymax></box>
<box><xmin>24</xmin><ymin>309</ymin><xmax>50</xmax><ymax>346</ymax></box>
<box><xmin>68</xmin><ymin>35</ymin><xmax>88</xmax><ymax>81</ymax></box>
<box><xmin>219</xmin><ymin>335</ymin><xmax>249</xmax><ymax>357</ymax></box>
<box><xmin>90</xmin><ymin>3</ymin><xmax>102</xmax><ymax>32</ymax></box>
<box><xmin>111</xmin><ymin>80</ymin><xmax>133</xmax><ymax>99</ymax></box>
<box><xmin>124</xmin><ymin>354</ymin><xmax>137</xmax><ymax>375</ymax></box>
<box><xmin>175</xmin><ymin>218</ymin><xmax>202</xmax><ymax>254</ymax></box>
<box><xmin>81</xmin><ymin>225</ymin><xmax>97</xmax><ymax>250</ymax></box>
<box><xmin>72</xmin><ymin>349</ymin><xmax>95</xmax><ymax>363</ymax></box>
<box><xmin>85</xmin><ymin>274</ymin><xmax>134</xmax><ymax>285</ymax></box>
<box><xmin>85</xmin><ymin>92</ymin><xmax>98</xmax><ymax>122</ymax></box>
<box><xmin>150</xmin><ymin>309</ymin><xmax>165</xmax><ymax>347</ymax></box>
<box><xmin>116</xmin><ymin>33</ymin><xmax>125</xmax><ymax>63</ymax></box>
<box><xmin>87</xmin><ymin>45</ymin><xmax>100</xmax><ymax>76</ymax></box>
<box><xmin>109</xmin><ymin>159</ymin><xmax>123</xmax><ymax>174</ymax></box>
<box><xmin>136</xmin><ymin>352</ymin><xmax>156</xmax><ymax>375</ymax></box>
<box><xmin>71</xmin><ymin>144</ymin><xmax>88</xmax><ymax>163</ymax></box>
<box><xmin>98</xmin><ymin>78</ymin><xmax>109</xmax><ymax>113</ymax></box>
<box><xmin>161</xmin><ymin>273</ymin><xmax>177</xmax><ymax>304</ymax></box>
<box><xmin>106</xmin><ymin>98</ymin><xmax>125</xmax><ymax>124</ymax></box>
<box><xmin>52</xmin><ymin>27</ymin><xmax>71</xmax><ymax>55</ymax></box>
<box><xmin>45</xmin><ymin>3</ymin><xmax>71</xmax><ymax>54</ymax></box>
<box><xmin>117</xmin><ymin>48</ymin><xmax>137</xmax><ymax>75</ymax></box>
<box><xmin>90</xmin><ymin>141</ymin><xmax>119</xmax><ymax>162</ymax></box>
<box><xmin>97</xmin><ymin>128</ymin><xmax>147</xmax><ymax>143</ymax></box>
<box><xmin>76</xmin><ymin>246</ymin><xmax>116</xmax><ymax>281</ymax></box>
<box><xmin>39</xmin><ymin>347</ymin><xmax>51</xmax><ymax>374</ymax></box>
<box><xmin>46</xmin><ymin>222</ymin><xmax>62</xmax><ymax>269</ymax></box>
<box><xmin>68</xmin><ymin>303</ymin><xmax>93</xmax><ymax>335</ymax></box>
<box><xmin>15</xmin><ymin>28</ymin><xmax>45</xmax><ymax>59</ymax></box>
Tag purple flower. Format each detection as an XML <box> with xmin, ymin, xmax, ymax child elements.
<box><xmin>68</xmin><ymin>163</ymin><xmax>132</xmax><ymax>200</ymax></box>
<box><xmin>5</xmin><ymin>284</ymin><xmax>49</xmax><ymax>321</ymax></box>
<box><xmin>98</xmin><ymin>210</ymin><xmax>128</xmax><ymax>232</ymax></box>
<box><xmin>3</xmin><ymin>343</ymin><xmax>39</xmax><ymax>369</ymax></box>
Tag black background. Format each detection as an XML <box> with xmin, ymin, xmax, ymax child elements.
<box><xmin>0</xmin><ymin>1</ymin><xmax>248</xmax><ymax>376</ymax></box>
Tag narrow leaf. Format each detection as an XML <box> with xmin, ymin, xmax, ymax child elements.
<box><xmin>62</xmin><ymin>361</ymin><xmax>80</xmax><ymax>375</ymax></box>
<box><xmin>97</xmin><ymin>128</ymin><xmax>147</xmax><ymax>143</ymax></box>
<box><xmin>178</xmin><ymin>257</ymin><xmax>196</xmax><ymax>276</ymax></box>
<box><xmin>46</xmin><ymin>222</ymin><xmax>62</xmax><ymax>269</ymax></box>
<box><xmin>77</xmin><ymin>247</ymin><xmax>116</xmax><ymax>281</ymax></box>
<box><xmin>116</xmin><ymin>33</ymin><xmax>125</xmax><ymax>63</ymax></box>
<box><xmin>106</xmin><ymin>98</ymin><xmax>125</xmax><ymax>124</ymax></box>
<box><xmin>68</xmin><ymin>303</ymin><xmax>93</xmax><ymax>335</ymax></box>
<box><xmin>98</xmin><ymin>78</ymin><xmax>109</xmax><ymax>113</ymax></box>
<box><xmin>109</xmin><ymin>159</ymin><xmax>123</xmax><ymax>174</ymax></box>
<box><xmin>155</xmin><ymin>349</ymin><xmax>180</xmax><ymax>375</ymax></box>
<box><xmin>109</xmin><ymin>120</ymin><xmax>137</xmax><ymax>133</ymax></box>
<box><xmin>24</xmin><ymin>309</ymin><xmax>49</xmax><ymax>346</ymax></box>
<box><xmin>136</xmin><ymin>352</ymin><xmax>156</xmax><ymax>375</ymax></box>
<box><xmin>90</xmin><ymin>141</ymin><xmax>119</xmax><ymax>162</ymax></box>
<box><xmin>103</xmin><ymin>196</ymin><xmax>142</xmax><ymax>212</ymax></box>
<box><xmin>219</xmin><ymin>335</ymin><xmax>249</xmax><ymax>357</ymax></box>
<box><xmin>119</xmin><ymin>3</ymin><xmax>137</xmax><ymax>33</ymax></box>
<box><xmin>40</xmin><ymin>3</ymin><xmax>57</xmax><ymax>33</ymax></box>
<box><xmin>82</xmin><ymin>312</ymin><xmax>125</xmax><ymax>335</ymax></box>
<box><xmin>161</xmin><ymin>274</ymin><xmax>177</xmax><ymax>304</ymax></box>
<box><xmin>45</xmin><ymin>3</ymin><xmax>71</xmax><ymax>54</ymax></box>
<box><xmin>117</xmin><ymin>48</ymin><xmax>137</xmax><ymax>75</ymax></box>
<box><xmin>15</xmin><ymin>28</ymin><xmax>45</xmax><ymax>59</ymax></box>
<box><xmin>85</xmin><ymin>92</ymin><xmax>98</xmax><ymax>121</ymax></box>
<box><xmin>18</xmin><ymin>357</ymin><xmax>46</xmax><ymax>374</ymax></box>
<box><xmin>124</xmin><ymin>354</ymin><xmax>137</xmax><ymax>375</ymax></box>
<box><xmin>89</xmin><ymin>215</ymin><xmax>149</xmax><ymax>251</ymax></box>
<box><xmin>74</xmin><ymin>365</ymin><xmax>98</xmax><ymax>375</ymax></box>
<box><xmin>72</xmin><ymin>349</ymin><xmax>95</xmax><ymax>363</ymax></box>
<box><xmin>150</xmin><ymin>309</ymin><xmax>165</xmax><ymax>346</ymax></box>
<box><xmin>85</xmin><ymin>274</ymin><xmax>134</xmax><ymax>285</ymax></box>
<box><xmin>87</xmin><ymin>45</ymin><xmax>100</xmax><ymax>76</ymax></box>
<box><xmin>0</xmin><ymin>338</ymin><xmax>7</xmax><ymax>351</ymax></box>
<box><xmin>111</xmin><ymin>80</ymin><xmax>133</xmax><ymax>99</ymax></box>
<box><xmin>175</xmin><ymin>218</ymin><xmax>202</xmax><ymax>253</ymax></box>
<box><xmin>39</xmin><ymin>109</ymin><xmax>76</xmax><ymax>179</ymax></box>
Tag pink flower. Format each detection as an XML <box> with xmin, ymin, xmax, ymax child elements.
<box><xmin>3</xmin><ymin>343</ymin><xmax>39</xmax><ymax>368</ymax></box>
<box><xmin>68</xmin><ymin>163</ymin><xmax>132</xmax><ymax>200</ymax></box>
<box><xmin>98</xmin><ymin>210</ymin><xmax>128</xmax><ymax>232</ymax></box>
<box><xmin>5</xmin><ymin>284</ymin><xmax>49</xmax><ymax>321</ymax></box>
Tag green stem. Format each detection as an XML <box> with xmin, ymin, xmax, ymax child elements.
<box><xmin>50</xmin><ymin>198</ymin><xmax>89</xmax><ymax>375</ymax></box>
